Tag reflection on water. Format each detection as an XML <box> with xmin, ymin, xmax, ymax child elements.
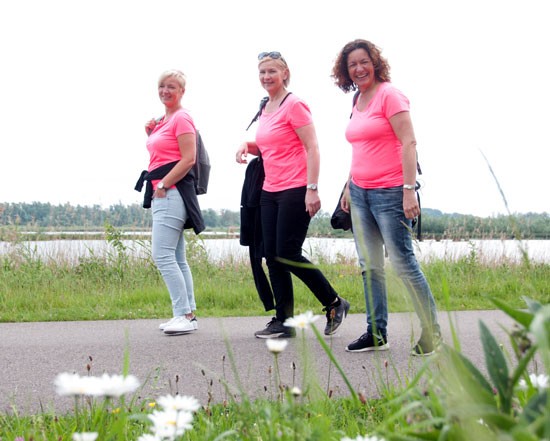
<box><xmin>0</xmin><ymin>238</ymin><xmax>548</xmax><ymax>264</ymax></box>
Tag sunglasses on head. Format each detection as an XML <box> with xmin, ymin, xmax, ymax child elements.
<box><xmin>258</xmin><ymin>51</ymin><xmax>283</xmax><ymax>60</ymax></box>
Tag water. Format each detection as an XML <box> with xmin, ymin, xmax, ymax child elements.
<box><xmin>1</xmin><ymin>238</ymin><xmax>548</xmax><ymax>265</ymax></box>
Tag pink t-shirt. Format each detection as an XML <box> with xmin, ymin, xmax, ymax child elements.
<box><xmin>146</xmin><ymin>109</ymin><xmax>195</xmax><ymax>189</ymax></box>
<box><xmin>255</xmin><ymin>94</ymin><xmax>313</xmax><ymax>192</ymax></box>
<box><xmin>346</xmin><ymin>82</ymin><xmax>410</xmax><ymax>189</ymax></box>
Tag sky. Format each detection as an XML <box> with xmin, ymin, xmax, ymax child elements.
<box><xmin>1</xmin><ymin>0</ymin><xmax>548</xmax><ymax>218</ymax></box>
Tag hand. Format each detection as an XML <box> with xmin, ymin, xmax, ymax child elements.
<box><xmin>403</xmin><ymin>190</ymin><xmax>420</xmax><ymax>219</ymax></box>
<box><xmin>236</xmin><ymin>142</ymin><xmax>249</xmax><ymax>164</ymax></box>
<box><xmin>305</xmin><ymin>190</ymin><xmax>321</xmax><ymax>217</ymax></box>
<box><xmin>145</xmin><ymin>118</ymin><xmax>157</xmax><ymax>135</ymax></box>
<box><xmin>340</xmin><ymin>186</ymin><xmax>351</xmax><ymax>213</ymax></box>
<box><xmin>153</xmin><ymin>188</ymin><xmax>167</xmax><ymax>199</ymax></box>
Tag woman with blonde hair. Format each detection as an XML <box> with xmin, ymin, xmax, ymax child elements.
<box><xmin>236</xmin><ymin>52</ymin><xmax>350</xmax><ymax>338</ymax></box>
<box><xmin>137</xmin><ymin>69</ymin><xmax>204</xmax><ymax>335</ymax></box>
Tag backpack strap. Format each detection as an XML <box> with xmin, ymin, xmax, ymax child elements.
<box><xmin>246</xmin><ymin>97</ymin><xmax>269</xmax><ymax>131</ymax></box>
<box><xmin>246</xmin><ymin>92</ymin><xmax>293</xmax><ymax>131</ymax></box>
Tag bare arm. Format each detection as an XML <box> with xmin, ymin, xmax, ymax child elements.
<box><xmin>295</xmin><ymin>123</ymin><xmax>321</xmax><ymax>217</ymax></box>
<box><xmin>236</xmin><ymin>141</ymin><xmax>260</xmax><ymax>164</ymax></box>
<box><xmin>389</xmin><ymin>111</ymin><xmax>420</xmax><ymax>220</ymax></box>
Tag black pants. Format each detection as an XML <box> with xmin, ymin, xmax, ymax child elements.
<box><xmin>260</xmin><ymin>186</ymin><xmax>338</xmax><ymax>321</ymax></box>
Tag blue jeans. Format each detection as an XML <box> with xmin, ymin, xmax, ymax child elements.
<box><xmin>349</xmin><ymin>182</ymin><xmax>439</xmax><ymax>336</ymax></box>
<box><xmin>152</xmin><ymin>189</ymin><xmax>195</xmax><ymax>316</ymax></box>
<box><xmin>261</xmin><ymin>187</ymin><xmax>338</xmax><ymax>321</ymax></box>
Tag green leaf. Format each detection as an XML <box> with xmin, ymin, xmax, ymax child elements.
<box><xmin>490</xmin><ymin>297</ymin><xmax>533</xmax><ymax>328</ymax></box>
<box><xmin>480</xmin><ymin>321</ymin><xmax>511</xmax><ymax>412</ymax></box>
<box><xmin>520</xmin><ymin>390</ymin><xmax>548</xmax><ymax>424</ymax></box>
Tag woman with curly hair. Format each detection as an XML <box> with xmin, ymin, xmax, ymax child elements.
<box><xmin>332</xmin><ymin>39</ymin><xmax>441</xmax><ymax>356</ymax></box>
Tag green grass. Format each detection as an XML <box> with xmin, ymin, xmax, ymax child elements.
<box><xmin>1</xmin><ymin>236</ymin><xmax>549</xmax><ymax>440</ymax></box>
<box><xmin>1</xmin><ymin>240</ymin><xmax>549</xmax><ymax>322</ymax></box>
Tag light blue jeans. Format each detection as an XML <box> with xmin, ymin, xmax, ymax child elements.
<box><xmin>152</xmin><ymin>189</ymin><xmax>195</xmax><ymax>316</ymax></box>
<box><xmin>349</xmin><ymin>182</ymin><xmax>439</xmax><ymax>336</ymax></box>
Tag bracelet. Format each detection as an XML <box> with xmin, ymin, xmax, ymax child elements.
<box><xmin>403</xmin><ymin>184</ymin><xmax>415</xmax><ymax>191</ymax></box>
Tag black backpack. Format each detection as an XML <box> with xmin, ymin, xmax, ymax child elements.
<box><xmin>152</xmin><ymin>118</ymin><xmax>211</xmax><ymax>195</ymax></box>
<box><xmin>190</xmin><ymin>131</ymin><xmax>211</xmax><ymax>195</ymax></box>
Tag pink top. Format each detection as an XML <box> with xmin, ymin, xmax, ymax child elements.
<box><xmin>146</xmin><ymin>108</ymin><xmax>196</xmax><ymax>189</ymax></box>
<box><xmin>255</xmin><ymin>94</ymin><xmax>313</xmax><ymax>192</ymax></box>
<box><xmin>346</xmin><ymin>82</ymin><xmax>410</xmax><ymax>189</ymax></box>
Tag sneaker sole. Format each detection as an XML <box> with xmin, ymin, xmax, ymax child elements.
<box><xmin>255</xmin><ymin>333</ymin><xmax>294</xmax><ymax>339</ymax></box>
<box><xmin>164</xmin><ymin>329</ymin><xmax>195</xmax><ymax>335</ymax></box>
<box><xmin>410</xmin><ymin>348</ymin><xmax>436</xmax><ymax>357</ymax></box>
<box><xmin>345</xmin><ymin>343</ymin><xmax>390</xmax><ymax>353</ymax></box>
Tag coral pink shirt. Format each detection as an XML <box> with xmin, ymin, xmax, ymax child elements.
<box><xmin>255</xmin><ymin>94</ymin><xmax>312</xmax><ymax>192</ymax></box>
<box><xmin>346</xmin><ymin>82</ymin><xmax>410</xmax><ymax>189</ymax></box>
<box><xmin>146</xmin><ymin>109</ymin><xmax>195</xmax><ymax>189</ymax></box>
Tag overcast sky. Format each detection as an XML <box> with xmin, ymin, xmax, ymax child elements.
<box><xmin>1</xmin><ymin>0</ymin><xmax>548</xmax><ymax>217</ymax></box>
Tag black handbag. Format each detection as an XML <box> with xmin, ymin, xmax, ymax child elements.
<box><xmin>330</xmin><ymin>185</ymin><xmax>352</xmax><ymax>231</ymax></box>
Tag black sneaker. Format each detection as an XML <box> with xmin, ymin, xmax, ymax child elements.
<box><xmin>411</xmin><ymin>330</ymin><xmax>441</xmax><ymax>356</ymax></box>
<box><xmin>254</xmin><ymin>317</ymin><xmax>296</xmax><ymax>339</ymax></box>
<box><xmin>346</xmin><ymin>332</ymin><xmax>389</xmax><ymax>352</ymax></box>
<box><xmin>323</xmin><ymin>297</ymin><xmax>350</xmax><ymax>335</ymax></box>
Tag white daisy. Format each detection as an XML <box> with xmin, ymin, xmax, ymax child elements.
<box><xmin>148</xmin><ymin>409</ymin><xmax>193</xmax><ymax>439</ymax></box>
<box><xmin>266</xmin><ymin>338</ymin><xmax>288</xmax><ymax>354</ymax></box>
<box><xmin>72</xmin><ymin>432</ymin><xmax>98</xmax><ymax>441</ymax></box>
<box><xmin>96</xmin><ymin>373</ymin><xmax>140</xmax><ymax>397</ymax></box>
<box><xmin>157</xmin><ymin>394</ymin><xmax>201</xmax><ymax>412</ymax></box>
<box><xmin>284</xmin><ymin>311</ymin><xmax>320</xmax><ymax>329</ymax></box>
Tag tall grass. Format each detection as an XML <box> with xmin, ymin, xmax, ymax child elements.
<box><xmin>0</xmin><ymin>230</ymin><xmax>548</xmax><ymax>322</ymax></box>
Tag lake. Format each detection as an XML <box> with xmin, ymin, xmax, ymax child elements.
<box><xmin>1</xmin><ymin>238</ymin><xmax>548</xmax><ymax>265</ymax></box>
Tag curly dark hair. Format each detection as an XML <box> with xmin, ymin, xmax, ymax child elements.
<box><xmin>331</xmin><ymin>39</ymin><xmax>391</xmax><ymax>93</ymax></box>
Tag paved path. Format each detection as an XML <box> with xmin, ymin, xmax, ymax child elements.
<box><xmin>0</xmin><ymin>311</ymin><xmax>515</xmax><ymax>415</ymax></box>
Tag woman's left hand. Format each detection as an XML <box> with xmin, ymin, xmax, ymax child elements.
<box><xmin>305</xmin><ymin>190</ymin><xmax>321</xmax><ymax>217</ymax></box>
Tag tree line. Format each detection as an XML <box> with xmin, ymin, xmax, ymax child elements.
<box><xmin>1</xmin><ymin>202</ymin><xmax>549</xmax><ymax>239</ymax></box>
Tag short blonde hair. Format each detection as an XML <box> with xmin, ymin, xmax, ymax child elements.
<box><xmin>258</xmin><ymin>57</ymin><xmax>291</xmax><ymax>87</ymax></box>
<box><xmin>158</xmin><ymin>69</ymin><xmax>186</xmax><ymax>89</ymax></box>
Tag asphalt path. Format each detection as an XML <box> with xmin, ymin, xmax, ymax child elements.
<box><xmin>0</xmin><ymin>311</ymin><xmax>516</xmax><ymax>415</ymax></box>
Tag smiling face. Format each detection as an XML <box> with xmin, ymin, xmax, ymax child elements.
<box><xmin>346</xmin><ymin>48</ymin><xmax>377</xmax><ymax>93</ymax></box>
<box><xmin>158</xmin><ymin>76</ymin><xmax>184</xmax><ymax>108</ymax></box>
<box><xmin>258</xmin><ymin>59</ymin><xmax>289</xmax><ymax>94</ymax></box>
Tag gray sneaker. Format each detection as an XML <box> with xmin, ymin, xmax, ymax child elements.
<box><xmin>254</xmin><ymin>317</ymin><xmax>296</xmax><ymax>339</ymax></box>
<box><xmin>411</xmin><ymin>330</ymin><xmax>441</xmax><ymax>356</ymax></box>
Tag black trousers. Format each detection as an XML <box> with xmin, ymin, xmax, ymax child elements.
<box><xmin>260</xmin><ymin>186</ymin><xmax>338</xmax><ymax>321</ymax></box>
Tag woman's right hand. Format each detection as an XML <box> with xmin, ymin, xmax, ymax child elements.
<box><xmin>340</xmin><ymin>185</ymin><xmax>351</xmax><ymax>213</ymax></box>
<box><xmin>145</xmin><ymin>118</ymin><xmax>157</xmax><ymax>136</ymax></box>
<box><xmin>236</xmin><ymin>142</ymin><xmax>249</xmax><ymax>164</ymax></box>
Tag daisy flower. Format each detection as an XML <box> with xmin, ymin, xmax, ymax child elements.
<box><xmin>284</xmin><ymin>311</ymin><xmax>320</xmax><ymax>329</ymax></box>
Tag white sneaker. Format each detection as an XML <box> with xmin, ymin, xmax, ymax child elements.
<box><xmin>190</xmin><ymin>316</ymin><xmax>198</xmax><ymax>330</ymax></box>
<box><xmin>163</xmin><ymin>316</ymin><xmax>194</xmax><ymax>334</ymax></box>
<box><xmin>159</xmin><ymin>317</ymin><xmax>180</xmax><ymax>331</ymax></box>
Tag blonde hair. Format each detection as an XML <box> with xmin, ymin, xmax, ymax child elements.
<box><xmin>258</xmin><ymin>57</ymin><xmax>291</xmax><ymax>87</ymax></box>
<box><xmin>158</xmin><ymin>69</ymin><xmax>186</xmax><ymax>89</ymax></box>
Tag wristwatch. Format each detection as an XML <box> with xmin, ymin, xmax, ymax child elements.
<box><xmin>306</xmin><ymin>183</ymin><xmax>318</xmax><ymax>191</ymax></box>
<box><xmin>403</xmin><ymin>184</ymin><xmax>415</xmax><ymax>191</ymax></box>
<box><xmin>157</xmin><ymin>182</ymin><xmax>166</xmax><ymax>190</ymax></box>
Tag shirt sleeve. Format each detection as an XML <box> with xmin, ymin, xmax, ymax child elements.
<box><xmin>288</xmin><ymin>99</ymin><xmax>313</xmax><ymax>130</ymax></box>
<box><xmin>382</xmin><ymin>86</ymin><xmax>410</xmax><ymax>119</ymax></box>
<box><xmin>173</xmin><ymin>111</ymin><xmax>196</xmax><ymax>137</ymax></box>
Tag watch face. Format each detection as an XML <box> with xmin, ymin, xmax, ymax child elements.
<box><xmin>308</xmin><ymin>184</ymin><xmax>318</xmax><ymax>190</ymax></box>
<box><xmin>158</xmin><ymin>182</ymin><xmax>164</xmax><ymax>190</ymax></box>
